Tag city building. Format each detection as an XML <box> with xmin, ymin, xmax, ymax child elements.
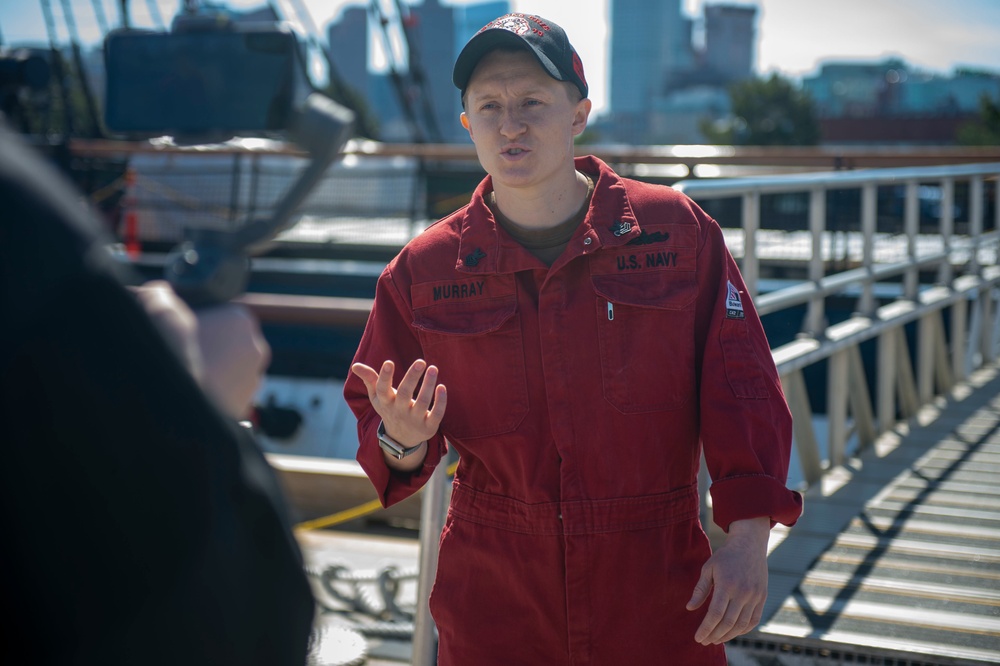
<box><xmin>327</xmin><ymin>5</ymin><xmax>369</xmax><ymax>102</ymax></box>
<box><xmin>326</xmin><ymin>0</ymin><xmax>509</xmax><ymax>144</ymax></box>
<box><xmin>703</xmin><ymin>4</ymin><xmax>755</xmax><ymax>85</ymax></box>
<box><xmin>803</xmin><ymin>59</ymin><xmax>1000</xmax><ymax>144</ymax></box>
<box><xmin>606</xmin><ymin>1</ymin><xmax>755</xmax><ymax>144</ymax></box>
<box><xmin>608</xmin><ymin>0</ymin><xmax>692</xmax><ymax>142</ymax></box>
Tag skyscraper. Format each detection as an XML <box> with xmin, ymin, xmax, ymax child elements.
<box><xmin>406</xmin><ymin>0</ymin><xmax>455</xmax><ymax>142</ymax></box>
<box><xmin>704</xmin><ymin>4</ymin><xmax>756</xmax><ymax>85</ymax></box>
<box><xmin>326</xmin><ymin>0</ymin><xmax>510</xmax><ymax>143</ymax></box>
<box><xmin>609</xmin><ymin>0</ymin><xmax>692</xmax><ymax>141</ymax></box>
<box><xmin>327</xmin><ymin>5</ymin><xmax>369</xmax><ymax>100</ymax></box>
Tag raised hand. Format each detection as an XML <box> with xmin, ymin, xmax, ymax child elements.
<box><xmin>351</xmin><ymin>358</ymin><xmax>447</xmax><ymax>470</ymax></box>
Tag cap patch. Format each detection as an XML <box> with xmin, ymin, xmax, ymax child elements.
<box><xmin>483</xmin><ymin>15</ymin><xmax>529</xmax><ymax>36</ymax></box>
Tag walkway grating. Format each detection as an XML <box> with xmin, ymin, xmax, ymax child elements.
<box><xmin>732</xmin><ymin>363</ymin><xmax>1000</xmax><ymax>665</ymax></box>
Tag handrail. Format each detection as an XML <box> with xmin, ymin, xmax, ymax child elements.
<box><xmin>673</xmin><ymin>161</ymin><xmax>1000</xmax><ymax>196</ymax></box>
<box><xmin>674</xmin><ymin>161</ymin><xmax>1000</xmax><ymax>488</ymax></box>
<box><xmin>68</xmin><ymin>137</ymin><xmax>1000</xmax><ymax>169</ymax></box>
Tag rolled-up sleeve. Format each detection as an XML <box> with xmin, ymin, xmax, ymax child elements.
<box><xmin>694</xmin><ymin>217</ymin><xmax>803</xmax><ymax>530</ymax></box>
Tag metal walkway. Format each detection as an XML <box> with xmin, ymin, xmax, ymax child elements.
<box><xmin>731</xmin><ymin>363</ymin><xmax>1000</xmax><ymax>665</ymax></box>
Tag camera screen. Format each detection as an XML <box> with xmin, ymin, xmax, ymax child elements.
<box><xmin>104</xmin><ymin>29</ymin><xmax>298</xmax><ymax>136</ymax></box>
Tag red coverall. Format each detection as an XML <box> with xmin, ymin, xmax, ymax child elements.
<box><xmin>344</xmin><ymin>156</ymin><xmax>803</xmax><ymax>665</ymax></box>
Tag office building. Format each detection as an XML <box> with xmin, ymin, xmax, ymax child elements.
<box><xmin>704</xmin><ymin>4</ymin><xmax>756</xmax><ymax>85</ymax></box>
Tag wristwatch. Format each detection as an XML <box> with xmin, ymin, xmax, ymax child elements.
<box><xmin>377</xmin><ymin>421</ymin><xmax>426</xmax><ymax>460</ymax></box>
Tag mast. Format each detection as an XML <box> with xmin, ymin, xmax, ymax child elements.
<box><xmin>58</xmin><ymin>0</ymin><xmax>102</xmax><ymax>137</ymax></box>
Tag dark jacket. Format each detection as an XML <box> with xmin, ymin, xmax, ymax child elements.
<box><xmin>0</xmin><ymin>125</ymin><xmax>314</xmax><ymax>665</ymax></box>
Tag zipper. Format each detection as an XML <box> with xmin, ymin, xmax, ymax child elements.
<box><xmin>607</xmin><ymin>301</ymin><xmax>615</xmax><ymax>321</ymax></box>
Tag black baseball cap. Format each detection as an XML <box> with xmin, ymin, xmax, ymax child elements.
<box><xmin>453</xmin><ymin>13</ymin><xmax>588</xmax><ymax>99</ymax></box>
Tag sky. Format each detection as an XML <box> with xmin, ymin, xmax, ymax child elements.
<box><xmin>2</xmin><ymin>0</ymin><xmax>999</xmax><ymax>116</ymax></box>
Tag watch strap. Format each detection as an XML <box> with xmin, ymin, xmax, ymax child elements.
<box><xmin>377</xmin><ymin>421</ymin><xmax>426</xmax><ymax>460</ymax></box>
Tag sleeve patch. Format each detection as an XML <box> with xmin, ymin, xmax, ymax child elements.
<box><xmin>726</xmin><ymin>281</ymin><xmax>745</xmax><ymax>320</ymax></box>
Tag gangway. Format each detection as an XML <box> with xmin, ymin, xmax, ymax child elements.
<box><xmin>671</xmin><ymin>163</ymin><xmax>1000</xmax><ymax>665</ymax></box>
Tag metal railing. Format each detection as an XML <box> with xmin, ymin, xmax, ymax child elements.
<box><xmin>673</xmin><ymin>163</ymin><xmax>1000</xmax><ymax>488</ymax></box>
<box><xmin>394</xmin><ymin>162</ymin><xmax>1000</xmax><ymax>664</ymax></box>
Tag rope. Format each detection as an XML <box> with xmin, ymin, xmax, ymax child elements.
<box><xmin>309</xmin><ymin>564</ymin><xmax>420</xmax><ymax>639</ymax></box>
<box><xmin>295</xmin><ymin>459</ymin><xmax>459</xmax><ymax>531</ymax></box>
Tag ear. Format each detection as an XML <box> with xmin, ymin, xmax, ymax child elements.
<box><xmin>460</xmin><ymin>112</ymin><xmax>472</xmax><ymax>136</ymax></box>
<box><xmin>571</xmin><ymin>98</ymin><xmax>592</xmax><ymax>138</ymax></box>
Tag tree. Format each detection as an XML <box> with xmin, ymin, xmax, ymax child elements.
<box><xmin>700</xmin><ymin>73</ymin><xmax>820</xmax><ymax>145</ymax></box>
<box><xmin>957</xmin><ymin>94</ymin><xmax>1000</xmax><ymax>145</ymax></box>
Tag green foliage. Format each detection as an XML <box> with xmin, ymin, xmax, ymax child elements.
<box><xmin>957</xmin><ymin>94</ymin><xmax>1000</xmax><ymax>146</ymax></box>
<box><xmin>700</xmin><ymin>73</ymin><xmax>820</xmax><ymax>145</ymax></box>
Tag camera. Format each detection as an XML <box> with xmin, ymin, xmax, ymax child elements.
<box><xmin>102</xmin><ymin>15</ymin><xmax>355</xmax><ymax>305</ymax></box>
<box><xmin>103</xmin><ymin>19</ymin><xmax>312</xmax><ymax>141</ymax></box>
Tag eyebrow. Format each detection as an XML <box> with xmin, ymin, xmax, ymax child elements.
<box><xmin>467</xmin><ymin>84</ymin><xmax>551</xmax><ymax>104</ymax></box>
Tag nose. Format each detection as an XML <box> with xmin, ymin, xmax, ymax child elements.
<box><xmin>498</xmin><ymin>109</ymin><xmax>527</xmax><ymax>139</ymax></box>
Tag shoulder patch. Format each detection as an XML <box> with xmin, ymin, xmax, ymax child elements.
<box><xmin>725</xmin><ymin>281</ymin><xmax>745</xmax><ymax>319</ymax></box>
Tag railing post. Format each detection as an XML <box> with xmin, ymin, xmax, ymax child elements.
<box><xmin>967</xmin><ymin>293</ymin><xmax>984</xmax><ymax>373</ymax></box>
<box><xmin>877</xmin><ymin>329</ymin><xmax>897</xmax><ymax>433</ymax></box>
<box><xmin>969</xmin><ymin>176</ymin><xmax>983</xmax><ymax>276</ymax></box>
<box><xmin>952</xmin><ymin>294</ymin><xmax>969</xmax><ymax>383</ymax></box>
<box><xmin>895</xmin><ymin>327</ymin><xmax>920</xmax><ymax>419</ymax></box>
<box><xmin>848</xmin><ymin>345</ymin><xmax>877</xmax><ymax>451</ymax></box>
<box><xmin>827</xmin><ymin>349</ymin><xmax>849</xmax><ymax>467</ymax></box>
<box><xmin>806</xmin><ymin>187</ymin><xmax>827</xmax><ymax>335</ymax></box>
<box><xmin>781</xmin><ymin>370</ymin><xmax>823</xmax><ymax>487</ymax></box>
<box><xmin>933</xmin><ymin>310</ymin><xmax>954</xmax><ymax>394</ymax></box>
<box><xmin>742</xmin><ymin>191</ymin><xmax>760</xmax><ymax>298</ymax></box>
<box><xmin>412</xmin><ymin>458</ymin><xmax>450</xmax><ymax>666</ymax></box>
<box><xmin>918</xmin><ymin>313</ymin><xmax>935</xmax><ymax>403</ymax></box>
<box><xmin>858</xmin><ymin>183</ymin><xmax>877</xmax><ymax>316</ymax></box>
<box><xmin>938</xmin><ymin>178</ymin><xmax>954</xmax><ymax>286</ymax></box>
<box><xmin>904</xmin><ymin>180</ymin><xmax>920</xmax><ymax>300</ymax></box>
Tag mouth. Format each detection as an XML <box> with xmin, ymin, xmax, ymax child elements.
<box><xmin>502</xmin><ymin>146</ymin><xmax>528</xmax><ymax>156</ymax></box>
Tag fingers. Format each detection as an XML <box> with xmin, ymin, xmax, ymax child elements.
<box><xmin>350</xmin><ymin>362</ymin><xmax>380</xmax><ymax>395</ymax></box>
<box><xmin>375</xmin><ymin>359</ymin><xmax>396</xmax><ymax>400</ymax></box>
<box><xmin>397</xmin><ymin>359</ymin><xmax>428</xmax><ymax>401</ymax></box>
<box><xmin>695</xmin><ymin>598</ymin><xmax>761</xmax><ymax>645</ymax></box>
<box><xmin>427</xmin><ymin>383</ymin><xmax>447</xmax><ymax>428</ymax></box>
<box><xmin>352</xmin><ymin>359</ymin><xmax>447</xmax><ymax>445</ymax></box>
<box><xmin>412</xmin><ymin>364</ymin><xmax>438</xmax><ymax>411</ymax></box>
<box><xmin>686</xmin><ymin>567</ymin><xmax>712</xmax><ymax>611</ymax></box>
<box><xmin>691</xmin><ymin>575</ymin><xmax>765</xmax><ymax>645</ymax></box>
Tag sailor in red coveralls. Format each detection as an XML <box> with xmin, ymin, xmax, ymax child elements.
<box><xmin>344</xmin><ymin>13</ymin><xmax>802</xmax><ymax>665</ymax></box>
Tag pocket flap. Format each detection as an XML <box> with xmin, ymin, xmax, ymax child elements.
<box><xmin>413</xmin><ymin>296</ymin><xmax>517</xmax><ymax>336</ymax></box>
<box><xmin>592</xmin><ymin>272</ymin><xmax>697</xmax><ymax>310</ymax></box>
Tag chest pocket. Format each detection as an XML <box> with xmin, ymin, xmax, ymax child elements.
<box><xmin>592</xmin><ymin>272</ymin><xmax>698</xmax><ymax>413</ymax></box>
<box><xmin>413</xmin><ymin>292</ymin><xmax>528</xmax><ymax>439</ymax></box>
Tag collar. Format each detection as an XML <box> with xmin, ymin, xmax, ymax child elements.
<box><xmin>455</xmin><ymin>156</ymin><xmax>641</xmax><ymax>275</ymax></box>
